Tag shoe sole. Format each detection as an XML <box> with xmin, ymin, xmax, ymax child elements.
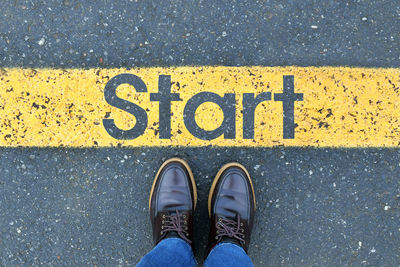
<box><xmin>208</xmin><ymin>162</ymin><xmax>256</xmax><ymax>218</ymax></box>
<box><xmin>149</xmin><ymin>157</ymin><xmax>198</xmax><ymax>211</ymax></box>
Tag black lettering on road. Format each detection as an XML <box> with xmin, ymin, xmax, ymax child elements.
<box><xmin>150</xmin><ymin>75</ymin><xmax>182</xmax><ymax>139</ymax></box>
<box><xmin>184</xmin><ymin>92</ymin><xmax>236</xmax><ymax>140</ymax></box>
<box><xmin>243</xmin><ymin>92</ymin><xmax>272</xmax><ymax>139</ymax></box>
<box><xmin>103</xmin><ymin>74</ymin><xmax>148</xmax><ymax>139</ymax></box>
<box><xmin>274</xmin><ymin>75</ymin><xmax>303</xmax><ymax>139</ymax></box>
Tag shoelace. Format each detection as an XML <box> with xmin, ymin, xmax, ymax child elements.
<box><xmin>160</xmin><ymin>210</ymin><xmax>191</xmax><ymax>244</ymax></box>
<box><xmin>215</xmin><ymin>215</ymin><xmax>245</xmax><ymax>243</ymax></box>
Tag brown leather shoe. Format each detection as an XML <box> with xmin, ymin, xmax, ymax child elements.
<box><xmin>149</xmin><ymin>158</ymin><xmax>197</xmax><ymax>247</ymax></box>
<box><xmin>207</xmin><ymin>162</ymin><xmax>256</xmax><ymax>254</ymax></box>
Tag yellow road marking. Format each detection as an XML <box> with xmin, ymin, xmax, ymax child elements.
<box><xmin>0</xmin><ymin>67</ymin><xmax>399</xmax><ymax>147</ymax></box>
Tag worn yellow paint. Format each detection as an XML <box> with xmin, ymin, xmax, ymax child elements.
<box><xmin>0</xmin><ymin>67</ymin><xmax>399</xmax><ymax>147</ymax></box>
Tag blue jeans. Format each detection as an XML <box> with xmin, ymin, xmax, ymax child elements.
<box><xmin>136</xmin><ymin>238</ymin><xmax>253</xmax><ymax>267</ymax></box>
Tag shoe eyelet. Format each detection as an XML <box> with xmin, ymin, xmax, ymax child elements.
<box><xmin>241</xmin><ymin>229</ymin><xmax>244</xmax><ymax>233</ymax></box>
<box><xmin>183</xmin><ymin>215</ymin><xmax>186</xmax><ymax>219</ymax></box>
<box><xmin>186</xmin><ymin>233</ymin><xmax>189</xmax><ymax>236</ymax></box>
<box><xmin>215</xmin><ymin>236</ymin><xmax>218</xmax><ymax>240</ymax></box>
<box><xmin>162</xmin><ymin>220</ymin><xmax>165</xmax><ymax>224</ymax></box>
<box><xmin>185</xmin><ymin>227</ymin><xmax>188</xmax><ymax>231</ymax></box>
<box><xmin>240</xmin><ymin>222</ymin><xmax>243</xmax><ymax>227</ymax></box>
<box><xmin>162</xmin><ymin>214</ymin><xmax>166</xmax><ymax>219</ymax></box>
<box><xmin>161</xmin><ymin>226</ymin><xmax>164</xmax><ymax>230</ymax></box>
<box><xmin>218</xmin><ymin>218</ymin><xmax>222</xmax><ymax>222</ymax></box>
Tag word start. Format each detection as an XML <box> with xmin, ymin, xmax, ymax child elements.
<box><xmin>102</xmin><ymin>74</ymin><xmax>303</xmax><ymax>140</ymax></box>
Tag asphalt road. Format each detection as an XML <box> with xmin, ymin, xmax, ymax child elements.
<box><xmin>0</xmin><ymin>0</ymin><xmax>399</xmax><ymax>266</ymax></box>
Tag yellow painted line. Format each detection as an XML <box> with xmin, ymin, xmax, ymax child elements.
<box><xmin>0</xmin><ymin>67</ymin><xmax>399</xmax><ymax>147</ymax></box>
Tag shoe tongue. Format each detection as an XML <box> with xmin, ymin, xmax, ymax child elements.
<box><xmin>165</xmin><ymin>231</ymin><xmax>179</xmax><ymax>239</ymax></box>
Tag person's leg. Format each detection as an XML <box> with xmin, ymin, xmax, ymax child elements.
<box><xmin>205</xmin><ymin>162</ymin><xmax>256</xmax><ymax>266</ymax></box>
<box><xmin>204</xmin><ymin>242</ymin><xmax>253</xmax><ymax>267</ymax></box>
<box><xmin>138</xmin><ymin>158</ymin><xmax>197</xmax><ymax>266</ymax></box>
<box><xmin>137</xmin><ymin>238</ymin><xmax>196</xmax><ymax>267</ymax></box>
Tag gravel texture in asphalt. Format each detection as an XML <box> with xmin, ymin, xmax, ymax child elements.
<box><xmin>0</xmin><ymin>0</ymin><xmax>399</xmax><ymax>266</ymax></box>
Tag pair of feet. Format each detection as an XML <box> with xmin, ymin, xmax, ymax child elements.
<box><xmin>149</xmin><ymin>158</ymin><xmax>256</xmax><ymax>256</ymax></box>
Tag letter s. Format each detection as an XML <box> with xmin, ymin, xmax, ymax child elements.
<box><xmin>103</xmin><ymin>73</ymin><xmax>148</xmax><ymax>139</ymax></box>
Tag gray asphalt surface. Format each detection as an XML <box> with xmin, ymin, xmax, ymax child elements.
<box><xmin>0</xmin><ymin>0</ymin><xmax>399</xmax><ymax>266</ymax></box>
